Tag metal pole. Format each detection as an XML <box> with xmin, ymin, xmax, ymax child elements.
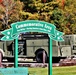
<box><xmin>14</xmin><ymin>38</ymin><xmax>18</xmax><ymax>68</ymax></box>
<box><xmin>49</xmin><ymin>38</ymin><xmax>52</xmax><ymax>75</ymax></box>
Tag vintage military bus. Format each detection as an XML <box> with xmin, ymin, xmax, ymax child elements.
<box><xmin>0</xmin><ymin>31</ymin><xmax>76</xmax><ymax>63</ymax></box>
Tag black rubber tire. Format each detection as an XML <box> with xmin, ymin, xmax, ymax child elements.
<box><xmin>35</xmin><ymin>50</ymin><xmax>47</xmax><ymax>63</ymax></box>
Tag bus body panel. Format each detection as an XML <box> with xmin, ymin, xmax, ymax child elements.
<box><xmin>0</xmin><ymin>32</ymin><xmax>76</xmax><ymax>62</ymax></box>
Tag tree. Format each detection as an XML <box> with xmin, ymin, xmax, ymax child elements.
<box><xmin>0</xmin><ymin>0</ymin><xmax>15</xmax><ymax>30</ymax></box>
<box><xmin>0</xmin><ymin>0</ymin><xmax>24</xmax><ymax>30</ymax></box>
<box><xmin>62</xmin><ymin>0</ymin><xmax>76</xmax><ymax>34</ymax></box>
<box><xmin>19</xmin><ymin>0</ymin><xmax>65</xmax><ymax>32</ymax></box>
<box><xmin>1</xmin><ymin>0</ymin><xmax>75</xmax><ymax>34</ymax></box>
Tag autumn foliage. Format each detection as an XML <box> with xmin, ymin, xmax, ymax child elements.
<box><xmin>0</xmin><ymin>0</ymin><xmax>2</xmax><ymax>3</ymax></box>
<box><xmin>0</xmin><ymin>0</ymin><xmax>76</xmax><ymax>34</ymax></box>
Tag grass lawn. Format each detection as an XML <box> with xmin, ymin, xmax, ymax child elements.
<box><xmin>53</xmin><ymin>66</ymin><xmax>76</xmax><ymax>75</ymax></box>
<box><xmin>28</xmin><ymin>67</ymin><xmax>48</xmax><ymax>75</ymax></box>
<box><xmin>29</xmin><ymin>66</ymin><xmax>76</xmax><ymax>75</ymax></box>
<box><xmin>0</xmin><ymin>66</ymin><xmax>76</xmax><ymax>75</ymax></box>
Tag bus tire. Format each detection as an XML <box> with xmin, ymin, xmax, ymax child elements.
<box><xmin>35</xmin><ymin>49</ymin><xmax>47</xmax><ymax>63</ymax></box>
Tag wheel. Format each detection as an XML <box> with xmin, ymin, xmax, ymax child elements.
<box><xmin>35</xmin><ymin>49</ymin><xmax>47</xmax><ymax>63</ymax></box>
